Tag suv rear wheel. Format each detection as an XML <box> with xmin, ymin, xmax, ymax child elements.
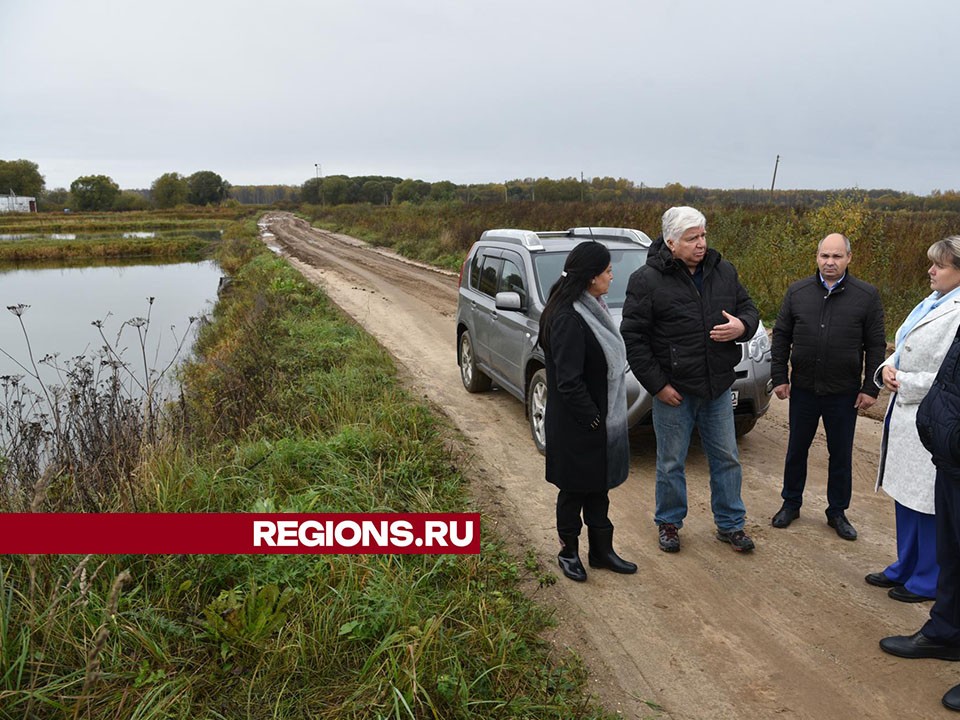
<box><xmin>734</xmin><ymin>416</ymin><xmax>757</xmax><ymax>437</ymax></box>
<box><xmin>527</xmin><ymin>369</ymin><xmax>547</xmax><ymax>455</ymax></box>
<box><xmin>459</xmin><ymin>330</ymin><xmax>492</xmax><ymax>392</ymax></box>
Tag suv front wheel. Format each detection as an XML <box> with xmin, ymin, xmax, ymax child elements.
<box><xmin>459</xmin><ymin>330</ymin><xmax>492</xmax><ymax>393</ymax></box>
<box><xmin>527</xmin><ymin>369</ymin><xmax>547</xmax><ymax>455</ymax></box>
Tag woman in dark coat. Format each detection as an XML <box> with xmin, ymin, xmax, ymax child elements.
<box><xmin>539</xmin><ymin>241</ymin><xmax>635</xmax><ymax>582</ymax></box>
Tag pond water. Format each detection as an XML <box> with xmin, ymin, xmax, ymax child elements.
<box><xmin>0</xmin><ymin>230</ymin><xmax>223</xmax><ymax>243</ymax></box>
<box><xmin>0</xmin><ymin>259</ymin><xmax>222</xmax><ymax>392</ymax></box>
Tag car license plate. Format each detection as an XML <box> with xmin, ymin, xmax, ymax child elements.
<box><xmin>731</xmin><ymin>390</ymin><xmax>739</xmax><ymax>408</ymax></box>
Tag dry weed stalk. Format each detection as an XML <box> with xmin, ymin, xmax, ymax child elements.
<box><xmin>76</xmin><ymin>569</ymin><xmax>131</xmax><ymax>715</ymax></box>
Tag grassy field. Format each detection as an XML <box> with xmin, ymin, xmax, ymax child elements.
<box><xmin>0</xmin><ymin>217</ymin><xmax>613</xmax><ymax>719</ymax></box>
<box><xmin>303</xmin><ymin>199</ymin><xmax>960</xmax><ymax>333</ymax></box>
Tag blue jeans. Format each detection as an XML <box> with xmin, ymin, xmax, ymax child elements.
<box><xmin>652</xmin><ymin>391</ymin><xmax>746</xmax><ymax>532</ymax></box>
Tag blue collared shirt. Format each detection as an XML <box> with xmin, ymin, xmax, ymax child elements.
<box><xmin>819</xmin><ymin>271</ymin><xmax>846</xmax><ymax>293</ymax></box>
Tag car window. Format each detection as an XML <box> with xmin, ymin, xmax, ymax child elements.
<box><xmin>606</xmin><ymin>249</ymin><xmax>648</xmax><ymax>308</ymax></box>
<box><xmin>499</xmin><ymin>257</ymin><xmax>527</xmax><ymax>305</ymax></box>
<box><xmin>478</xmin><ymin>256</ymin><xmax>501</xmax><ymax>297</ymax></box>
<box><xmin>533</xmin><ymin>248</ymin><xmax>647</xmax><ymax>308</ymax></box>
<box><xmin>469</xmin><ymin>251</ymin><xmax>483</xmax><ymax>291</ymax></box>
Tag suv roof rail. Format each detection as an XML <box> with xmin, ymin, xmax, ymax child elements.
<box><xmin>479</xmin><ymin>228</ymin><xmax>544</xmax><ymax>251</ymax></box>
<box><xmin>566</xmin><ymin>227</ymin><xmax>653</xmax><ymax>247</ymax></box>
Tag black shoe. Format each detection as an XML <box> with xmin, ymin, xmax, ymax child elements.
<box><xmin>888</xmin><ymin>586</ymin><xmax>935</xmax><ymax>603</ymax></box>
<box><xmin>880</xmin><ymin>631</ymin><xmax>960</xmax><ymax>660</ymax></box>
<box><xmin>587</xmin><ymin>527</ymin><xmax>638</xmax><ymax>574</ymax></box>
<box><xmin>827</xmin><ymin>513</ymin><xmax>858</xmax><ymax>541</ymax></box>
<box><xmin>865</xmin><ymin>571</ymin><xmax>902</xmax><ymax>588</ymax></box>
<box><xmin>658</xmin><ymin>523</ymin><xmax>680</xmax><ymax>553</ymax></box>
<box><xmin>943</xmin><ymin>683</ymin><xmax>960</xmax><ymax>712</ymax></box>
<box><xmin>557</xmin><ymin>534</ymin><xmax>587</xmax><ymax>582</ymax></box>
<box><xmin>716</xmin><ymin>528</ymin><xmax>755</xmax><ymax>552</ymax></box>
<box><xmin>771</xmin><ymin>506</ymin><xmax>799</xmax><ymax>528</ymax></box>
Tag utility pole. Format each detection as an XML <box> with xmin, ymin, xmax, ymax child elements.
<box><xmin>770</xmin><ymin>154</ymin><xmax>780</xmax><ymax>198</ymax></box>
<box><xmin>314</xmin><ymin>163</ymin><xmax>320</xmax><ymax>204</ymax></box>
<box><xmin>580</xmin><ymin>171</ymin><xmax>585</xmax><ymax>202</ymax></box>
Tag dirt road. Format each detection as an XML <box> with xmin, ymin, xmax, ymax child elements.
<box><xmin>260</xmin><ymin>212</ymin><xmax>952</xmax><ymax>719</ymax></box>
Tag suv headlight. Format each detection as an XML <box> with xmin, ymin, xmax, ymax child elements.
<box><xmin>747</xmin><ymin>323</ymin><xmax>771</xmax><ymax>362</ymax></box>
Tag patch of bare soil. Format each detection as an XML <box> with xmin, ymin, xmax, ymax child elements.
<box><xmin>261</xmin><ymin>212</ymin><xmax>951</xmax><ymax>719</ymax></box>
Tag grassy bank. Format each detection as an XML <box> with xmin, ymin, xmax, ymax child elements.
<box><xmin>0</xmin><ymin>235</ymin><xmax>213</xmax><ymax>263</ymax></box>
<box><xmin>0</xmin><ymin>219</ymin><xmax>611</xmax><ymax>718</ymax></box>
<box><xmin>304</xmin><ymin>199</ymin><xmax>960</xmax><ymax>332</ymax></box>
<box><xmin>0</xmin><ymin>208</ymin><xmax>257</xmax><ymax>263</ymax></box>
<box><xmin>0</xmin><ymin>207</ymin><xmax>255</xmax><ymax>234</ymax></box>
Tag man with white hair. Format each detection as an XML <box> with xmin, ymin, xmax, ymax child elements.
<box><xmin>621</xmin><ymin>206</ymin><xmax>759</xmax><ymax>553</ymax></box>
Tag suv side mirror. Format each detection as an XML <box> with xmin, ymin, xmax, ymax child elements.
<box><xmin>495</xmin><ymin>291</ymin><xmax>522</xmax><ymax>311</ymax></box>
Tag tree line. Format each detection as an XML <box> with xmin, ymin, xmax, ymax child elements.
<box><xmin>4</xmin><ymin>156</ymin><xmax>960</xmax><ymax>213</ymax></box>
<box><xmin>0</xmin><ymin>159</ymin><xmax>230</xmax><ymax>212</ymax></box>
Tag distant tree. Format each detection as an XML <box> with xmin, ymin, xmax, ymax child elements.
<box><xmin>663</xmin><ymin>182</ymin><xmax>686</xmax><ymax>203</ymax></box>
<box><xmin>187</xmin><ymin>171</ymin><xmax>229</xmax><ymax>205</ymax></box>
<box><xmin>533</xmin><ymin>177</ymin><xmax>580</xmax><ymax>202</ymax></box>
<box><xmin>323</xmin><ymin>176</ymin><xmax>351</xmax><ymax>205</ymax></box>
<box><xmin>151</xmin><ymin>172</ymin><xmax>189</xmax><ymax>208</ymax></box>
<box><xmin>360</xmin><ymin>180</ymin><xmax>388</xmax><ymax>204</ymax></box>
<box><xmin>40</xmin><ymin>187</ymin><xmax>69</xmax><ymax>211</ymax></box>
<box><xmin>0</xmin><ymin>159</ymin><xmax>45</xmax><ymax>197</ymax></box>
<box><xmin>301</xmin><ymin>177</ymin><xmax>322</xmax><ymax>204</ymax></box>
<box><xmin>429</xmin><ymin>180</ymin><xmax>457</xmax><ymax>201</ymax></box>
<box><xmin>70</xmin><ymin>174</ymin><xmax>120</xmax><ymax>211</ymax></box>
<box><xmin>114</xmin><ymin>191</ymin><xmax>151</xmax><ymax>211</ymax></box>
<box><xmin>392</xmin><ymin>179</ymin><xmax>431</xmax><ymax>204</ymax></box>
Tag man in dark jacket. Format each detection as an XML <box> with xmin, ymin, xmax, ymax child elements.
<box><xmin>769</xmin><ymin>233</ymin><xmax>885</xmax><ymax>541</ymax></box>
<box><xmin>881</xmin><ymin>325</ymin><xmax>960</xmax><ymax>712</ymax></box>
<box><xmin>621</xmin><ymin>206</ymin><xmax>759</xmax><ymax>553</ymax></box>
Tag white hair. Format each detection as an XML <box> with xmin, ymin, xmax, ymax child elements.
<box><xmin>662</xmin><ymin>206</ymin><xmax>706</xmax><ymax>244</ymax></box>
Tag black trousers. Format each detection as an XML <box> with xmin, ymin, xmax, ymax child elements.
<box><xmin>923</xmin><ymin>469</ymin><xmax>960</xmax><ymax>644</ymax></box>
<box><xmin>556</xmin><ymin>489</ymin><xmax>612</xmax><ymax>537</ymax></box>
<box><xmin>781</xmin><ymin>387</ymin><xmax>858</xmax><ymax>518</ymax></box>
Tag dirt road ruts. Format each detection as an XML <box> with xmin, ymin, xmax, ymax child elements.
<box><xmin>262</xmin><ymin>212</ymin><xmax>949</xmax><ymax>719</ymax></box>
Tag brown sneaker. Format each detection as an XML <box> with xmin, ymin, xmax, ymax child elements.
<box><xmin>717</xmin><ymin>528</ymin><xmax>755</xmax><ymax>552</ymax></box>
<box><xmin>658</xmin><ymin>523</ymin><xmax>680</xmax><ymax>553</ymax></box>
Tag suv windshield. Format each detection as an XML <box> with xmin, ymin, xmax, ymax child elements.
<box><xmin>532</xmin><ymin>248</ymin><xmax>648</xmax><ymax>308</ymax></box>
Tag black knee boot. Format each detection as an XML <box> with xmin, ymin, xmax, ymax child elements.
<box><xmin>588</xmin><ymin>527</ymin><xmax>637</xmax><ymax>574</ymax></box>
<box><xmin>558</xmin><ymin>534</ymin><xmax>587</xmax><ymax>582</ymax></box>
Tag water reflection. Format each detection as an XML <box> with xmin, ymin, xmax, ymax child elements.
<box><xmin>0</xmin><ymin>230</ymin><xmax>222</xmax><ymax>243</ymax></box>
<box><xmin>0</xmin><ymin>260</ymin><xmax>222</xmax><ymax>393</ymax></box>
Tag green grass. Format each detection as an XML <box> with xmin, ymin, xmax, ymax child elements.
<box><xmin>0</xmin><ymin>207</ymin><xmax>255</xmax><ymax>234</ymax></box>
<box><xmin>0</xmin><ymin>218</ymin><xmax>613</xmax><ymax>719</ymax></box>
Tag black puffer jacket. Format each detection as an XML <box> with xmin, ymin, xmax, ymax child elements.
<box><xmin>620</xmin><ymin>237</ymin><xmax>759</xmax><ymax>400</ymax></box>
<box><xmin>770</xmin><ymin>272</ymin><xmax>885</xmax><ymax>396</ymax></box>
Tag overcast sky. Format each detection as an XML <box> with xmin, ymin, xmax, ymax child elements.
<box><xmin>1</xmin><ymin>0</ymin><xmax>957</xmax><ymax>194</ymax></box>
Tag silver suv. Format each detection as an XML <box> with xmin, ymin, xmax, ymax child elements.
<box><xmin>456</xmin><ymin>227</ymin><xmax>773</xmax><ymax>454</ymax></box>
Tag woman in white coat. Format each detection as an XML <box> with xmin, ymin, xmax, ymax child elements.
<box><xmin>868</xmin><ymin>236</ymin><xmax>960</xmax><ymax>602</ymax></box>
